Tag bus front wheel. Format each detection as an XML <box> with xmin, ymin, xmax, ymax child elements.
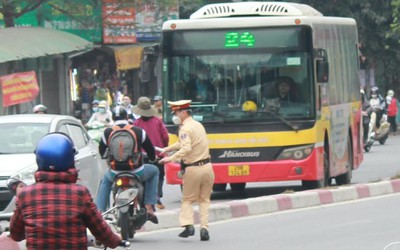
<box><xmin>302</xmin><ymin>147</ymin><xmax>330</xmax><ymax>190</ymax></box>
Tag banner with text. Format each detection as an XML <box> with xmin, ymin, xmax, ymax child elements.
<box><xmin>102</xmin><ymin>0</ymin><xmax>136</xmax><ymax>44</ymax></box>
<box><xmin>1</xmin><ymin>71</ymin><xmax>39</xmax><ymax>107</ymax></box>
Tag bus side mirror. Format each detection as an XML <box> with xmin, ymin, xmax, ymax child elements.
<box><xmin>315</xmin><ymin>49</ymin><xmax>329</xmax><ymax>83</ymax></box>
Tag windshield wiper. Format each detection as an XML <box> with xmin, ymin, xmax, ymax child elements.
<box><xmin>265</xmin><ymin>109</ymin><xmax>299</xmax><ymax>132</ymax></box>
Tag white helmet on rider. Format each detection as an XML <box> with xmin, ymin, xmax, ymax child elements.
<box><xmin>33</xmin><ymin>104</ymin><xmax>48</xmax><ymax>114</ymax></box>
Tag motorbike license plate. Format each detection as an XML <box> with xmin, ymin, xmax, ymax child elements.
<box><xmin>228</xmin><ymin>165</ymin><xmax>250</xmax><ymax>176</ymax></box>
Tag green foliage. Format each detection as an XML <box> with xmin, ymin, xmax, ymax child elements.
<box><xmin>297</xmin><ymin>0</ymin><xmax>400</xmax><ymax>90</ymax></box>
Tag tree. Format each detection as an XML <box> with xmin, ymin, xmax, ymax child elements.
<box><xmin>295</xmin><ymin>0</ymin><xmax>400</xmax><ymax>91</ymax></box>
<box><xmin>0</xmin><ymin>0</ymin><xmax>47</xmax><ymax>27</ymax></box>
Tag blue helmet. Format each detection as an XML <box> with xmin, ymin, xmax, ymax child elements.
<box><xmin>35</xmin><ymin>133</ymin><xmax>76</xmax><ymax>172</ymax></box>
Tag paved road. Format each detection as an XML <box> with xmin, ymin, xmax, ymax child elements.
<box><xmin>125</xmin><ymin>193</ymin><xmax>400</xmax><ymax>250</ymax></box>
<box><xmin>159</xmin><ymin>134</ymin><xmax>400</xmax><ymax>211</ymax></box>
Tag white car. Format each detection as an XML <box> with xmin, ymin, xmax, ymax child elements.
<box><xmin>0</xmin><ymin>114</ymin><xmax>107</xmax><ymax>220</ymax></box>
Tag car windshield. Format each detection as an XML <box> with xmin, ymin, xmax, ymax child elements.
<box><xmin>0</xmin><ymin>123</ymin><xmax>50</xmax><ymax>154</ymax></box>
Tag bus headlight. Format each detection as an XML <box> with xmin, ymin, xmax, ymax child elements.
<box><xmin>277</xmin><ymin>145</ymin><xmax>314</xmax><ymax>160</ymax></box>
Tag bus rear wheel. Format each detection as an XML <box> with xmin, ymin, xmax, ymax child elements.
<box><xmin>335</xmin><ymin>136</ymin><xmax>353</xmax><ymax>186</ymax></box>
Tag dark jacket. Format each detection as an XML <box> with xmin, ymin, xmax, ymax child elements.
<box><xmin>9</xmin><ymin>168</ymin><xmax>120</xmax><ymax>250</ymax></box>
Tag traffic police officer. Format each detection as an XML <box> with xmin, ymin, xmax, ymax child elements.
<box><xmin>159</xmin><ymin>100</ymin><xmax>214</xmax><ymax>241</ymax></box>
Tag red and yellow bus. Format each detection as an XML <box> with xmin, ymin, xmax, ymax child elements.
<box><xmin>160</xmin><ymin>2</ymin><xmax>363</xmax><ymax>191</ymax></box>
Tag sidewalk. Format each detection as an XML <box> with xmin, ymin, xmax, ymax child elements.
<box><xmin>142</xmin><ymin>179</ymin><xmax>400</xmax><ymax>232</ymax></box>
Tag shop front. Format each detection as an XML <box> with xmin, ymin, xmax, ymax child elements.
<box><xmin>69</xmin><ymin>43</ymin><xmax>159</xmax><ymax>123</ymax></box>
<box><xmin>0</xmin><ymin>27</ymin><xmax>93</xmax><ymax>115</ymax></box>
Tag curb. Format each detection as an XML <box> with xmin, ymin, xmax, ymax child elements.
<box><xmin>142</xmin><ymin>179</ymin><xmax>400</xmax><ymax>232</ymax></box>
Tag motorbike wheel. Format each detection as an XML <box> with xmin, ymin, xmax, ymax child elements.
<box><xmin>364</xmin><ymin>145</ymin><xmax>371</xmax><ymax>152</ymax></box>
<box><xmin>119</xmin><ymin>211</ymin><xmax>132</xmax><ymax>240</ymax></box>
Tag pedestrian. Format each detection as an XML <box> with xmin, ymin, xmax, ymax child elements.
<box><xmin>121</xmin><ymin>95</ymin><xmax>140</xmax><ymax>121</ymax></box>
<box><xmin>133</xmin><ymin>96</ymin><xmax>169</xmax><ymax>209</ymax></box>
<box><xmin>386</xmin><ymin>89</ymin><xmax>398</xmax><ymax>135</ymax></box>
<box><xmin>153</xmin><ymin>95</ymin><xmax>163</xmax><ymax>118</ymax></box>
<box><xmin>159</xmin><ymin>100</ymin><xmax>214</xmax><ymax>241</ymax></box>
<box><xmin>9</xmin><ymin>132</ymin><xmax>122</xmax><ymax>249</ymax></box>
<box><xmin>96</xmin><ymin>106</ymin><xmax>160</xmax><ymax>224</ymax></box>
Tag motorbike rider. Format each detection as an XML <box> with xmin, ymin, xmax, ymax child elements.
<box><xmin>86</xmin><ymin>100</ymin><xmax>114</xmax><ymax>128</ymax></box>
<box><xmin>361</xmin><ymin>89</ymin><xmax>372</xmax><ymax>144</ymax></box>
<box><xmin>32</xmin><ymin>104</ymin><xmax>47</xmax><ymax>114</ymax></box>
<box><xmin>369</xmin><ymin>86</ymin><xmax>386</xmax><ymax>134</ymax></box>
<box><xmin>96</xmin><ymin>106</ymin><xmax>160</xmax><ymax>224</ymax></box>
<box><xmin>9</xmin><ymin>132</ymin><xmax>122</xmax><ymax>249</ymax></box>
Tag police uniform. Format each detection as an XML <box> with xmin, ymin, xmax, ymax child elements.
<box><xmin>165</xmin><ymin>100</ymin><xmax>215</xmax><ymax>238</ymax></box>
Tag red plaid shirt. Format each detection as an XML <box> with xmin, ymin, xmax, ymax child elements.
<box><xmin>10</xmin><ymin>168</ymin><xmax>121</xmax><ymax>250</ymax></box>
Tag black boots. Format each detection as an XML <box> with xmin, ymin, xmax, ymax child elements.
<box><xmin>178</xmin><ymin>225</ymin><xmax>195</xmax><ymax>238</ymax></box>
<box><xmin>178</xmin><ymin>225</ymin><xmax>210</xmax><ymax>241</ymax></box>
<box><xmin>200</xmin><ymin>228</ymin><xmax>210</xmax><ymax>241</ymax></box>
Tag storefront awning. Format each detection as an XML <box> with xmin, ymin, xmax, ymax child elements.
<box><xmin>0</xmin><ymin>27</ymin><xmax>93</xmax><ymax>64</ymax></box>
<box><xmin>104</xmin><ymin>43</ymin><xmax>159</xmax><ymax>71</ymax></box>
<box><xmin>113</xmin><ymin>45</ymin><xmax>143</xmax><ymax>70</ymax></box>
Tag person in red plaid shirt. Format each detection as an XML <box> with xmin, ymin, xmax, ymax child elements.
<box><xmin>9</xmin><ymin>132</ymin><xmax>122</xmax><ymax>250</ymax></box>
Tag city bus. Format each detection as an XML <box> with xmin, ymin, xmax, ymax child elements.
<box><xmin>159</xmin><ymin>1</ymin><xmax>363</xmax><ymax>191</ymax></box>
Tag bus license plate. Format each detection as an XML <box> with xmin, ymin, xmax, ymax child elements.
<box><xmin>228</xmin><ymin>165</ymin><xmax>250</xmax><ymax>176</ymax></box>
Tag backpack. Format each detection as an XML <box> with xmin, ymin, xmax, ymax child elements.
<box><xmin>107</xmin><ymin>125</ymin><xmax>141</xmax><ymax>171</ymax></box>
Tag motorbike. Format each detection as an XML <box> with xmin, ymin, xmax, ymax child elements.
<box><xmin>108</xmin><ymin>172</ymin><xmax>148</xmax><ymax>240</ymax></box>
<box><xmin>88</xmin><ymin>189</ymin><xmax>135</xmax><ymax>249</ymax></box>
<box><xmin>364</xmin><ymin>110</ymin><xmax>390</xmax><ymax>152</ymax></box>
<box><xmin>86</xmin><ymin>121</ymin><xmax>107</xmax><ymax>144</ymax></box>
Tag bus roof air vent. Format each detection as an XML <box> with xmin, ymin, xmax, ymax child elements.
<box><xmin>190</xmin><ymin>1</ymin><xmax>323</xmax><ymax>19</ymax></box>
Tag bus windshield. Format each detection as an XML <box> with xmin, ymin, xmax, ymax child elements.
<box><xmin>162</xmin><ymin>27</ymin><xmax>315</xmax><ymax>124</ymax></box>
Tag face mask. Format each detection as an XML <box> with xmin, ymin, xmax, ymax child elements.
<box><xmin>172</xmin><ymin>115</ymin><xmax>181</xmax><ymax>125</ymax></box>
<box><xmin>198</xmin><ymin>74</ymin><xmax>206</xmax><ymax>80</ymax></box>
<box><xmin>92</xmin><ymin>107</ymin><xmax>99</xmax><ymax>113</ymax></box>
<box><xmin>98</xmin><ymin>107</ymin><xmax>106</xmax><ymax>113</ymax></box>
<box><xmin>371</xmin><ymin>94</ymin><xmax>377</xmax><ymax>98</ymax></box>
